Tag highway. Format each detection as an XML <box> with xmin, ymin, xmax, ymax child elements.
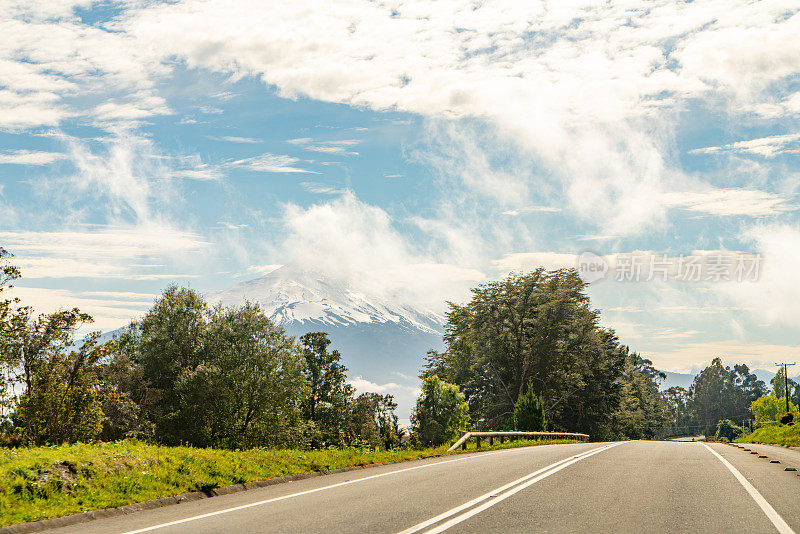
<box><xmin>46</xmin><ymin>441</ymin><xmax>800</xmax><ymax>534</ymax></box>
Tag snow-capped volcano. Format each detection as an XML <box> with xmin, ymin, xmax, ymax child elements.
<box><xmin>206</xmin><ymin>265</ymin><xmax>445</xmax><ymax>335</ymax></box>
<box><xmin>206</xmin><ymin>265</ymin><xmax>447</xmax><ymax>421</ymax></box>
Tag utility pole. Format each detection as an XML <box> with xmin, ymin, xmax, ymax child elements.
<box><xmin>775</xmin><ymin>362</ymin><xmax>796</xmax><ymax>414</ymax></box>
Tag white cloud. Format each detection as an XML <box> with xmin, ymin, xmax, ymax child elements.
<box><xmin>168</xmin><ymin>166</ymin><xmax>224</xmax><ymax>181</ymax></box>
<box><xmin>0</xmin><ymin>149</ymin><xmax>67</xmax><ymax>165</ymax></box>
<box><xmin>288</xmin><ymin>138</ymin><xmax>360</xmax><ymax>156</ymax></box>
<box><xmin>7</xmin><ymin>286</ymin><xmax>152</xmax><ymax>332</ymax></box>
<box><xmin>501</xmin><ymin>206</ymin><xmax>561</xmax><ymax>216</ymax></box>
<box><xmin>299</xmin><ymin>182</ymin><xmax>348</xmax><ymax>195</ymax></box>
<box><xmin>661</xmin><ymin>188</ymin><xmax>797</xmax><ymax>217</ymax></box>
<box><xmin>718</xmin><ymin>223</ymin><xmax>800</xmax><ymax>328</ymax></box>
<box><xmin>229</xmin><ymin>153</ymin><xmax>318</xmax><ymax>174</ymax></box>
<box><xmin>208</xmin><ymin>136</ymin><xmax>262</xmax><ymax>143</ymax></box>
<box><xmin>647</xmin><ymin>341</ymin><xmax>800</xmax><ymax>373</ymax></box>
<box><xmin>281</xmin><ymin>193</ymin><xmax>484</xmax><ymax>309</ymax></box>
<box><xmin>0</xmin><ymin>227</ymin><xmax>211</xmax><ymax>279</ymax></box>
<box><xmin>245</xmin><ymin>264</ymin><xmax>282</xmax><ymax>275</ymax></box>
<box><xmin>691</xmin><ymin>134</ymin><xmax>800</xmax><ymax>158</ymax></box>
<box><xmin>117</xmin><ymin>0</ymin><xmax>799</xmax><ymax>233</ymax></box>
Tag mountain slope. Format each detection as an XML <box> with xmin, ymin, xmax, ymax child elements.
<box><xmin>205</xmin><ymin>265</ymin><xmax>446</xmax><ymax>382</ymax></box>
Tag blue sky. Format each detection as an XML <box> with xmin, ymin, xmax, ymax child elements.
<box><xmin>2</xmin><ymin>0</ymin><xmax>800</xmax><ymax>388</ymax></box>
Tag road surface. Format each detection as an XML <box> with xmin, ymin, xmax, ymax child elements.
<box><xmin>46</xmin><ymin>441</ymin><xmax>800</xmax><ymax>533</ymax></box>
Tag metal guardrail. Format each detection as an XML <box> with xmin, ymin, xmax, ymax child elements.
<box><xmin>447</xmin><ymin>431</ymin><xmax>590</xmax><ymax>452</ymax></box>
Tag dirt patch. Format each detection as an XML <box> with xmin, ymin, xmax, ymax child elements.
<box><xmin>30</xmin><ymin>461</ymin><xmax>78</xmax><ymax>495</ymax></box>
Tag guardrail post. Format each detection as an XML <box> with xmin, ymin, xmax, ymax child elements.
<box><xmin>476</xmin><ymin>436</ymin><xmax>481</xmax><ymax>448</ymax></box>
<box><xmin>489</xmin><ymin>436</ymin><xmax>493</xmax><ymax>446</ymax></box>
<box><xmin>461</xmin><ymin>439</ymin><xmax>467</xmax><ymax>450</ymax></box>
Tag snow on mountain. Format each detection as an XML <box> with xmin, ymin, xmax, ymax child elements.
<box><xmin>205</xmin><ymin>265</ymin><xmax>445</xmax><ymax>335</ymax></box>
<box><xmin>205</xmin><ymin>265</ymin><xmax>447</xmax><ymax>423</ymax></box>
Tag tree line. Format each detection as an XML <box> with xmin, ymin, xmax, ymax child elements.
<box><xmin>2</xmin><ymin>247</ymin><xmax>795</xmax><ymax>449</ymax></box>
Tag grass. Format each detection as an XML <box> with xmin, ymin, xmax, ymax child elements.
<box><xmin>0</xmin><ymin>437</ymin><xmax>578</xmax><ymax>527</ymax></box>
<box><xmin>735</xmin><ymin>424</ymin><xmax>800</xmax><ymax>447</ymax></box>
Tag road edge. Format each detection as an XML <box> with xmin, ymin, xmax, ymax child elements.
<box><xmin>0</xmin><ymin>441</ymin><xmax>583</xmax><ymax>534</ymax></box>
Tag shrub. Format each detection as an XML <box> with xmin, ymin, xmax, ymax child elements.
<box><xmin>714</xmin><ymin>419</ymin><xmax>743</xmax><ymax>442</ymax></box>
<box><xmin>514</xmin><ymin>382</ymin><xmax>547</xmax><ymax>431</ymax></box>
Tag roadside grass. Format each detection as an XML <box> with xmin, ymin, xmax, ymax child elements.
<box><xmin>735</xmin><ymin>424</ymin><xmax>800</xmax><ymax>447</ymax></box>
<box><xmin>0</xmin><ymin>437</ymin><xmax>578</xmax><ymax>527</ymax></box>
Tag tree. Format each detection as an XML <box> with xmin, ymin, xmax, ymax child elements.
<box><xmin>610</xmin><ymin>352</ymin><xmax>667</xmax><ymax>440</ymax></box>
<box><xmin>411</xmin><ymin>375</ymin><xmax>469</xmax><ymax>447</ymax></box>
<box><xmin>9</xmin><ymin>311</ymin><xmax>109</xmax><ymax>444</ymax></box>
<box><xmin>349</xmin><ymin>392</ymin><xmax>401</xmax><ymax>449</ymax></box>
<box><xmin>196</xmin><ymin>303</ymin><xmax>309</xmax><ymax>448</ymax></box>
<box><xmin>661</xmin><ymin>386</ymin><xmax>694</xmax><ymax>437</ymax></box>
<box><xmin>299</xmin><ymin>332</ymin><xmax>354</xmax><ymax>447</ymax></box>
<box><xmin>122</xmin><ymin>285</ymin><xmax>208</xmax><ymax>443</ymax></box>
<box><xmin>514</xmin><ymin>381</ymin><xmax>546</xmax><ymax>431</ymax></box>
<box><xmin>423</xmin><ymin>269</ymin><xmax>646</xmax><ymax>439</ymax></box>
<box><xmin>714</xmin><ymin>419</ymin><xmax>743</xmax><ymax>442</ymax></box>
<box><xmin>120</xmin><ymin>289</ymin><xmax>311</xmax><ymax>448</ymax></box>
<box><xmin>771</xmin><ymin>367</ymin><xmax>797</xmax><ymax>405</ymax></box>
<box><xmin>690</xmin><ymin>359</ymin><xmax>765</xmax><ymax>437</ymax></box>
<box><xmin>0</xmin><ymin>248</ymin><xmax>29</xmax><ymax>418</ymax></box>
<box><xmin>750</xmin><ymin>395</ymin><xmax>799</xmax><ymax>425</ymax></box>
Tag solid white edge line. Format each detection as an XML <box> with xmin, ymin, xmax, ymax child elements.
<box><xmin>119</xmin><ymin>443</ymin><xmax>588</xmax><ymax>534</ymax></box>
<box><xmin>701</xmin><ymin>443</ymin><xmax>795</xmax><ymax>534</ymax></box>
<box><xmin>397</xmin><ymin>443</ymin><xmax>618</xmax><ymax>534</ymax></box>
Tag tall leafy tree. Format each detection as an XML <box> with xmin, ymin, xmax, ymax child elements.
<box><xmin>123</xmin><ymin>285</ymin><xmax>208</xmax><ymax>442</ymax></box>
<box><xmin>9</xmin><ymin>310</ymin><xmax>109</xmax><ymax>444</ymax></box>
<box><xmin>180</xmin><ymin>303</ymin><xmax>309</xmax><ymax>448</ymax></box>
<box><xmin>661</xmin><ymin>386</ymin><xmax>694</xmax><ymax>437</ymax></box>
<box><xmin>424</xmin><ymin>269</ymin><xmax>640</xmax><ymax>439</ymax></box>
<box><xmin>299</xmin><ymin>332</ymin><xmax>354</xmax><ymax>447</ymax></box>
<box><xmin>411</xmin><ymin>375</ymin><xmax>469</xmax><ymax>447</ymax></box>
<box><xmin>690</xmin><ymin>358</ymin><xmax>765</xmax><ymax>436</ymax></box>
<box><xmin>0</xmin><ymin>248</ymin><xmax>29</xmax><ymax>417</ymax></box>
<box><xmin>349</xmin><ymin>392</ymin><xmax>401</xmax><ymax>449</ymax></box>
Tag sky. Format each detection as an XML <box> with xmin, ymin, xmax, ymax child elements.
<box><xmin>1</xmin><ymin>0</ymin><xmax>800</xmax><ymax>388</ymax></box>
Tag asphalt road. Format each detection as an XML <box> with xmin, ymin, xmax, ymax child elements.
<box><xmin>46</xmin><ymin>441</ymin><xmax>800</xmax><ymax>534</ymax></box>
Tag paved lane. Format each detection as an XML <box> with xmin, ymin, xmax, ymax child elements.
<box><xmin>45</xmin><ymin>441</ymin><xmax>800</xmax><ymax>534</ymax></box>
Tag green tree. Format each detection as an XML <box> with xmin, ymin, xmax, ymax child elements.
<box><xmin>411</xmin><ymin>375</ymin><xmax>469</xmax><ymax>447</ymax></box>
<box><xmin>750</xmin><ymin>395</ymin><xmax>799</xmax><ymax>425</ymax></box>
<box><xmin>299</xmin><ymin>332</ymin><xmax>354</xmax><ymax>447</ymax></box>
<box><xmin>9</xmin><ymin>311</ymin><xmax>109</xmax><ymax>444</ymax></box>
<box><xmin>714</xmin><ymin>419</ymin><xmax>743</xmax><ymax>441</ymax></box>
<box><xmin>771</xmin><ymin>367</ymin><xmax>797</xmax><ymax>401</ymax></box>
<box><xmin>0</xmin><ymin>248</ymin><xmax>29</xmax><ymax>418</ymax></box>
<box><xmin>121</xmin><ymin>289</ymin><xmax>310</xmax><ymax>448</ymax></box>
<box><xmin>514</xmin><ymin>381</ymin><xmax>546</xmax><ymax>431</ymax></box>
<box><xmin>611</xmin><ymin>352</ymin><xmax>667</xmax><ymax>440</ymax></box>
<box><xmin>348</xmin><ymin>392</ymin><xmax>400</xmax><ymax>449</ymax></box>
<box><xmin>424</xmin><ymin>269</ymin><xmax>632</xmax><ymax>439</ymax></box>
<box><xmin>690</xmin><ymin>359</ymin><xmax>765</xmax><ymax>437</ymax></box>
<box><xmin>196</xmin><ymin>303</ymin><xmax>309</xmax><ymax>448</ymax></box>
<box><xmin>661</xmin><ymin>386</ymin><xmax>695</xmax><ymax>437</ymax></box>
<box><xmin>122</xmin><ymin>285</ymin><xmax>208</xmax><ymax>443</ymax></box>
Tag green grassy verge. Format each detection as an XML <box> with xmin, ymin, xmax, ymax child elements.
<box><xmin>1</xmin><ymin>438</ymin><xmax>578</xmax><ymax>526</ymax></box>
<box><xmin>735</xmin><ymin>424</ymin><xmax>800</xmax><ymax>447</ymax></box>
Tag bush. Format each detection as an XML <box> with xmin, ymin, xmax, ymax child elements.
<box><xmin>714</xmin><ymin>419</ymin><xmax>743</xmax><ymax>442</ymax></box>
<box><xmin>514</xmin><ymin>382</ymin><xmax>546</xmax><ymax>431</ymax></box>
